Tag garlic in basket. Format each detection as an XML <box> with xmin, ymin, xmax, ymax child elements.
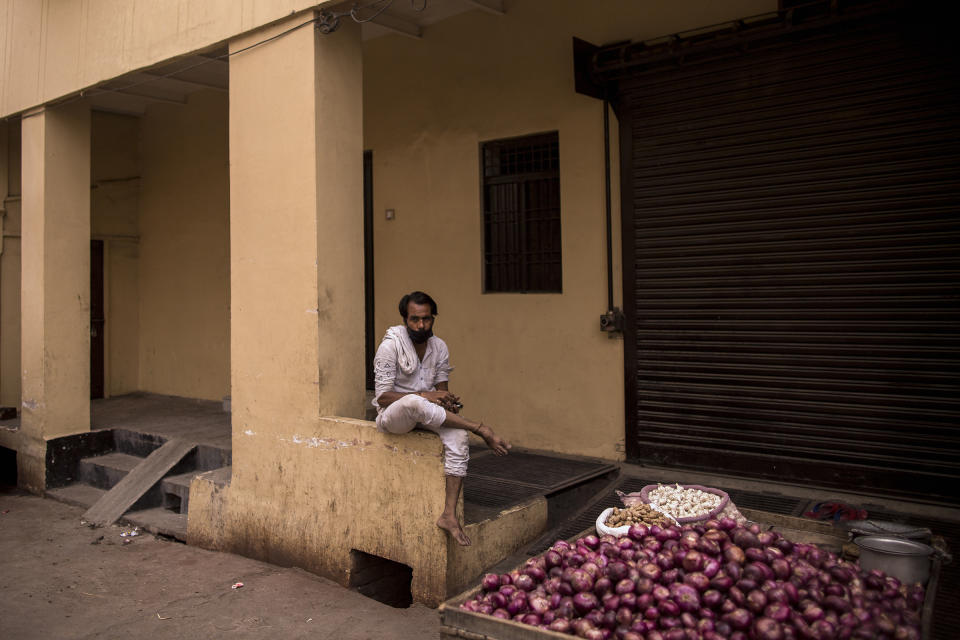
<box><xmin>647</xmin><ymin>483</ymin><xmax>722</xmax><ymax>520</ymax></box>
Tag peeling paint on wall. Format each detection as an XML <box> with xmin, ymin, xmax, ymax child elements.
<box><xmin>283</xmin><ymin>434</ymin><xmax>374</xmax><ymax>451</ymax></box>
<box><xmin>273</xmin><ymin>431</ymin><xmax>441</xmax><ymax>460</ymax></box>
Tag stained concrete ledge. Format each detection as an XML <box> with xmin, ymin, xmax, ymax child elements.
<box><xmin>187</xmin><ymin>417</ymin><xmax>548</xmax><ymax>606</ymax></box>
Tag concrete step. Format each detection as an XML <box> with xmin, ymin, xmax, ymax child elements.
<box><xmin>47</xmin><ymin>483</ymin><xmax>107</xmax><ymax>509</ymax></box>
<box><xmin>78</xmin><ymin>452</ymin><xmax>143</xmax><ymax>491</ymax></box>
<box><xmin>112</xmin><ymin>429</ymin><xmax>166</xmax><ymax>458</ymax></box>
<box><xmin>82</xmin><ymin>439</ymin><xmax>196</xmax><ymax>527</ymax></box>
<box><xmin>160</xmin><ymin>471</ymin><xmax>197</xmax><ymax>514</ymax></box>
<box><xmin>124</xmin><ymin>507</ymin><xmax>188</xmax><ymax>541</ymax></box>
<box><xmin>47</xmin><ymin>484</ymin><xmax>187</xmax><ymax>541</ymax></box>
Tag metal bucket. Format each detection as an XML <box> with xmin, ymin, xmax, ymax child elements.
<box><xmin>854</xmin><ymin>535</ymin><xmax>934</xmax><ymax>584</ymax></box>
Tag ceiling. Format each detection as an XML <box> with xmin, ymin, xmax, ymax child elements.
<box><xmin>352</xmin><ymin>0</ymin><xmax>503</xmax><ymax>40</ymax></box>
<box><xmin>82</xmin><ymin>0</ymin><xmax>503</xmax><ymax>115</ymax></box>
<box><xmin>86</xmin><ymin>52</ymin><xmax>229</xmax><ymax>115</ymax></box>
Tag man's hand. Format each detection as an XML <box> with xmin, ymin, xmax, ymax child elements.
<box><xmin>420</xmin><ymin>390</ymin><xmax>461</xmax><ymax>413</ymax></box>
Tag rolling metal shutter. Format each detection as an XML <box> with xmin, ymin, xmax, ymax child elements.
<box><xmin>612</xmin><ymin>6</ymin><xmax>960</xmax><ymax>502</ymax></box>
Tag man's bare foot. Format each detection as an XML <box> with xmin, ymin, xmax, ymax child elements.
<box><xmin>437</xmin><ymin>514</ymin><xmax>471</xmax><ymax>546</ymax></box>
<box><xmin>476</xmin><ymin>424</ymin><xmax>511</xmax><ymax>456</ymax></box>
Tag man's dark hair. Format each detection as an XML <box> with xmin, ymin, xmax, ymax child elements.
<box><xmin>399</xmin><ymin>291</ymin><xmax>438</xmax><ymax>319</ymax></box>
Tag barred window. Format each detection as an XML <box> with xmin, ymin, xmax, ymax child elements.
<box><xmin>482</xmin><ymin>132</ymin><xmax>562</xmax><ymax>293</ymax></box>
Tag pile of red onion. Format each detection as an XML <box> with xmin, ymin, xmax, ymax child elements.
<box><xmin>460</xmin><ymin>519</ymin><xmax>924</xmax><ymax>640</ymax></box>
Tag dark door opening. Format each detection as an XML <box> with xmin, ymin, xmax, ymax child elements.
<box><xmin>90</xmin><ymin>239</ymin><xmax>104</xmax><ymax>399</ymax></box>
<box><xmin>363</xmin><ymin>151</ymin><xmax>375</xmax><ymax>390</ymax></box>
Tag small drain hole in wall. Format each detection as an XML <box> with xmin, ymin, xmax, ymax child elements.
<box><xmin>0</xmin><ymin>446</ymin><xmax>16</xmax><ymax>488</ymax></box>
<box><xmin>348</xmin><ymin>549</ymin><xmax>413</xmax><ymax>608</ymax></box>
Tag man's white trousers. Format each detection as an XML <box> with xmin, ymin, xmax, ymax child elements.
<box><xmin>375</xmin><ymin>394</ymin><xmax>469</xmax><ymax>477</ymax></box>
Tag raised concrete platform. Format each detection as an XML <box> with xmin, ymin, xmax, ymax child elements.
<box><xmin>92</xmin><ymin>393</ymin><xmax>230</xmax><ymax>449</ymax></box>
<box><xmin>188</xmin><ymin>416</ymin><xmax>551</xmax><ymax>607</ymax></box>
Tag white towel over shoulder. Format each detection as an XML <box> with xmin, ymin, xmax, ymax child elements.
<box><xmin>383</xmin><ymin>325</ymin><xmax>418</xmax><ymax>375</ymax></box>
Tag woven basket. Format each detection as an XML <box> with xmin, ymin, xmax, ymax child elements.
<box><xmin>623</xmin><ymin>483</ymin><xmax>730</xmax><ymax>524</ymax></box>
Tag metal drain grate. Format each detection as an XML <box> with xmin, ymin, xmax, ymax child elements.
<box><xmin>724</xmin><ymin>489</ymin><xmax>808</xmax><ymax>517</ymax></box>
<box><xmin>468</xmin><ymin>452</ymin><xmax>615</xmax><ymax>491</ymax></box>
<box><xmin>462</xmin><ymin>452</ymin><xmax>616</xmax><ymax>524</ymax></box>
<box><xmin>526</xmin><ymin>478</ymin><xmax>658</xmax><ymax>554</ymax></box>
<box><xmin>527</xmin><ymin>478</ymin><xmax>818</xmax><ymax>555</ymax></box>
<box><xmin>463</xmin><ymin>476</ymin><xmax>542</xmax><ymax>509</ymax></box>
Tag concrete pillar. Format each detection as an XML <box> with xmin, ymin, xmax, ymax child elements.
<box><xmin>19</xmin><ymin>103</ymin><xmax>91</xmax><ymax>491</ymax></box>
<box><xmin>229</xmin><ymin>13</ymin><xmax>364</xmax><ymax>467</ymax></box>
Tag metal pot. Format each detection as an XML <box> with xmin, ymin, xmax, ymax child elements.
<box><xmin>854</xmin><ymin>535</ymin><xmax>934</xmax><ymax>584</ymax></box>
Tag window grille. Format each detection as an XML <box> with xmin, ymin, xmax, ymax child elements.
<box><xmin>482</xmin><ymin>132</ymin><xmax>562</xmax><ymax>293</ymax></box>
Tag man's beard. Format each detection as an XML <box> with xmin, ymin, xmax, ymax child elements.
<box><xmin>407</xmin><ymin>327</ymin><xmax>433</xmax><ymax>344</ymax></box>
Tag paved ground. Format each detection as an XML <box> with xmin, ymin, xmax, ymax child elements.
<box><xmin>0</xmin><ymin>489</ymin><xmax>439</xmax><ymax>639</ymax></box>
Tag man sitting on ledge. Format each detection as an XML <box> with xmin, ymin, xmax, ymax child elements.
<box><xmin>373</xmin><ymin>291</ymin><xmax>511</xmax><ymax>546</ymax></box>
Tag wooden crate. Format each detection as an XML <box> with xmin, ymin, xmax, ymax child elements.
<box><xmin>441</xmin><ymin>591</ymin><xmax>570</xmax><ymax>640</ymax></box>
<box><xmin>439</xmin><ymin>508</ymin><xmax>944</xmax><ymax>640</ymax></box>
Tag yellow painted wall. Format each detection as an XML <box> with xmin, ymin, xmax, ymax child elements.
<box><xmin>0</xmin><ymin>121</ymin><xmax>20</xmax><ymax>408</ymax></box>
<box><xmin>105</xmin><ymin>240</ymin><xmax>140</xmax><ymax>396</ymax></box>
<box><xmin>0</xmin><ymin>228</ymin><xmax>20</xmax><ymax>409</ymax></box>
<box><xmin>0</xmin><ymin>0</ymin><xmax>333</xmax><ymax>118</ymax></box>
<box><xmin>1</xmin><ymin>96</ymin><xmax>231</xmax><ymax>412</ymax></box>
<box><xmin>0</xmin><ymin>112</ymin><xmax>144</xmax><ymax>408</ymax></box>
<box><xmin>0</xmin><ymin>112</ymin><xmax>140</xmax><ymax>406</ymax></box>
<box><xmin>0</xmin><ymin>0</ymin><xmax>774</xmax><ymax>440</ymax></box>
<box><xmin>0</xmin><ymin>120</ymin><xmax>7</xmax><ymax>199</ymax></box>
<box><xmin>91</xmin><ymin>112</ymin><xmax>139</xmax><ymax>236</ymax></box>
<box><xmin>91</xmin><ymin>111</ymin><xmax>140</xmax><ymax>396</ymax></box>
<box><xmin>363</xmin><ymin>0</ymin><xmax>771</xmax><ymax>460</ymax></box>
<box><xmin>138</xmin><ymin>90</ymin><xmax>230</xmax><ymax>401</ymax></box>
